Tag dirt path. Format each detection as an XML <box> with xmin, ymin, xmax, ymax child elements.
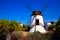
<box><xmin>11</xmin><ymin>31</ymin><xmax>30</xmax><ymax>40</ymax></box>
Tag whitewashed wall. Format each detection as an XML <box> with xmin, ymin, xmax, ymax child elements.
<box><xmin>29</xmin><ymin>15</ymin><xmax>46</xmax><ymax>33</ymax></box>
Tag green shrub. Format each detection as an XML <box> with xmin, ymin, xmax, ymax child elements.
<box><xmin>26</xmin><ymin>31</ymin><xmax>48</xmax><ymax>40</ymax></box>
<box><xmin>45</xmin><ymin>31</ymin><xmax>53</xmax><ymax>40</ymax></box>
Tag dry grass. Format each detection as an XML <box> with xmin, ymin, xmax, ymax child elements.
<box><xmin>11</xmin><ymin>31</ymin><xmax>30</xmax><ymax>40</ymax></box>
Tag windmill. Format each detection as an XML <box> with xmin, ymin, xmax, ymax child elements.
<box><xmin>26</xmin><ymin>4</ymin><xmax>48</xmax><ymax>13</ymax></box>
<box><xmin>26</xmin><ymin>4</ymin><xmax>48</xmax><ymax>33</ymax></box>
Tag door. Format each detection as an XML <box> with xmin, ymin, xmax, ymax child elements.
<box><xmin>36</xmin><ymin>19</ymin><xmax>39</xmax><ymax>25</ymax></box>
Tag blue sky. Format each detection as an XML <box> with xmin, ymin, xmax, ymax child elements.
<box><xmin>0</xmin><ymin>0</ymin><xmax>60</xmax><ymax>24</ymax></box>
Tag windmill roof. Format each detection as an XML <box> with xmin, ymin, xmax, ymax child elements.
<box><xmin>31</xmin><ymin>11</ymin><xmax>42</xmax><ymax>16</ymax></box>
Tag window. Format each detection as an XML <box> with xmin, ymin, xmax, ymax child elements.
<box><xmin>36</xmin><ymin>19</ymin><xmax>39</xmax><ymax>25</ymax></box>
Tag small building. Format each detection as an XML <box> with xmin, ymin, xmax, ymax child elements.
<box><xmin>47</xmin><ymin>22</ymin><xmax>51</xmax><ymax>27</ymax></box>
<box><xmin>20</xmin><ymin>24</ymin><xmax>23</xmax><ymax>27</ymax></box>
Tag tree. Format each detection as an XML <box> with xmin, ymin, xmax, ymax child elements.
<box><xmin>56</xmin><ymin>18</ymin><xmax>60</xmax><ymax>31</ymax></box>
<box><xmin>0</xmin><ymin>20</ymin><xmax>23</xmax><ymax>33</ymax></box>
<box><xmin>0</xmin><ymin>20</ymin><xmax>9</xmax><ymax>40</ymax></box>
<box><xmin>9</xmin><ymin>20</ymin><xmax>23</xmax><ymax>32</ymax></box>
<box><xmin>0</xmin><ymin>20</ymin><xmax>23</xmax><ymax>40</ymax></box>
<box><xmin>0</xmin><ymin>20</ymin><xmax>10</xmax><ymax>32</ymax></box>
<box><xmin>23</xmin><ymin>24</ymin><xmax>29</xmax><ymax>31</ymax></box>
<box><xmin>48</xmin><ymin>21</ymin><xmax>55</xmax><ymax>31</ymax></box>
<box><xmin>53</xmin><ymin>18</ymin><xmax>60</xmax><ymax>40</ymax></box>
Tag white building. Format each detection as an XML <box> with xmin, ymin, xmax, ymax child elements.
<box><xmin>29</xmin><ymin>11</ymin><xmax>46</xmax><ymax>33</ymax></box>
<box><xmin>20</xmin><ymin>24</ymin><xmax>23</xmax><ymax>27</ymax></box>
<box><xmin>47</xmin><ymin>22</ymin><xmax>51</xmax><ymax>27</ymax></box>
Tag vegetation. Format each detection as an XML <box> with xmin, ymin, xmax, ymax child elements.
<box><xmin>48</xmin><ymin>21</ymin><xmax>55</xmax><ymax>31</ymax></box>
<box><xmin>11</xmin><ymin>31</ymin><xmax>22</xmax><ymax>40</ymax></box>
<box><xmin>0</xmin><ymin>20</ymin><xmax>23</xmax><ymax>32</ymax></box>
<box><xmin>48</xmin><ymin>18</ymin><xmax>60</xmax><ymax>40</ymax></box>
<box><xmin>55</xmin><ymin>18</ymin><xmax>60</xmax><ymax>31</ymax></box>
<box><xmin>0</xmin><ymin>20</ymin><xmax>23</xmax><ymax>40</ymax></box>
<box><xmin>26</xmin><ymin>31</ymin><xmax>53</xmax><ymax>40</ymax></box>
<box><xmin>0</xmin><ymin>17</ymin><xmax>60</xmax><ymax>40</ymax></box>
<box><xmin>23</xmin><ymin>24</ymin><xmax>29</xmax><ymax>31</ymax></box>
<box><xmin>53</xmin><ymin>18</ymin><xmax>60</xmax><ymax>40</ymax></box>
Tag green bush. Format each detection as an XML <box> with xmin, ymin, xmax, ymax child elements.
<box><xmin>26</xmin><ymin>31</ymin><xmax>48</xmax><ymax>40</ymax></box>
<box><xmin>53</xmin><ymin>18</ymin><xmax>60</xmax><ymax>40</ymax></box>
<box><xmin>45</xmin><ymin>31</ymin><xmax>53</xmax><ymax>40</ymax></box>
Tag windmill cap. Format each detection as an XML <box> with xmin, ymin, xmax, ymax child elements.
<box><xmin>31</xmin><ymin>10</ymin><xmax>42</xmax><ymax>16</ymax></box>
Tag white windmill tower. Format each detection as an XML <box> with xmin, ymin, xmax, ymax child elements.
<box><xmin>29</xmin><ymin>11</ymin><xmax>46</xmax><ymax>33</ymax></box>
<box><xmin>26</xmin><ymin>4</ymin><xmax>48</xmax><ymax>33</ymax></box>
